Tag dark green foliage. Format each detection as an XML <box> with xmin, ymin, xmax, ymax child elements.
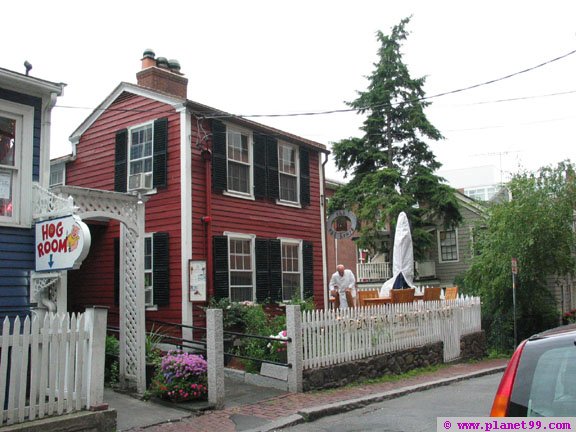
<box><xmin>105</xmin><ymin>335</ymin><xmax>119</xmax><ymax>386</ymax></box>
<box><xmin>329</xmin><ymin>17</ymin><xmax>461</xmax><ymax>258</ymax></box>
<box><xmin>239</xmin><ymin>304</ymin><xmax>287</xmax><ymax>373</ymax></box>
<box><xmin>465</xmin><ymin>161</ymin><xmax>576</xmax><ymax>351</ymax></box>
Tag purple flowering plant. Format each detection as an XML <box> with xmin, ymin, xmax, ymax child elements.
<box><xmin>150</xmin><ymin>350</ymin><xmax>208</xmax><ymax>402</ymax></box>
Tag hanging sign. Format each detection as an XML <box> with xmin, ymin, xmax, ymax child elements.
<box><xmin>327</xmin><ymin>210</ymin><xmax>358</xmax><ymax>240</ymax></box>
<box><xmin>35</xmin><ymin>215</ymin><xmax>91</xmax><ymax>271</ymax></box>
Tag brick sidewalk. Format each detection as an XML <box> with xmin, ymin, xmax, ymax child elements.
<box><xmin>125</xmin><ymin>358</ymin><xmax>508</xmax><ymax>432</ymax></box>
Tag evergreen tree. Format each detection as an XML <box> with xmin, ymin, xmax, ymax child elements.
<box><xmin>329</xmin><ymin>17</ymin><xmax>461</xmax><ymax>258</ymax></box>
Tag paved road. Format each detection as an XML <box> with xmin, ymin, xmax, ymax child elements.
<box><xmin>282</xmin><ymin>372</ymin><xmax>503</xmax><ymax>431</ymax></box>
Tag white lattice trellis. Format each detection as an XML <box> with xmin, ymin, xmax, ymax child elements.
<box><xmin>33</xmin><ymin>183</ymin><xmax>76</xmax><ymax>220</ymax></box>
<box><xmin>49</xmin><ymin>185</ymin><xmax>147</xmax><ymax>393</ymax></box>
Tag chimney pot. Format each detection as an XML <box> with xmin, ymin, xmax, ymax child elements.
<box><xmin>142</xmin><ymin>48</ymin><xmax>156</xmax><ymax>59</ymax></box>
<box><xmin>156</xmin><ymin>57</ymin><xmax>169</xmax><ymax>69</ymax></box>
<box><xmin>141</xmin><ymin>48</ymin><xmax>156</xmax><ymax>69</ymax></box>
<box><xmin>136</xmin><ymin>51</ymin><xmax>188</xmax><ymax>99</ymax></box>
<box><xmin>168</xmin><ymin>59</ymin><xmax>181</xmax><ymax>73</ymax></box>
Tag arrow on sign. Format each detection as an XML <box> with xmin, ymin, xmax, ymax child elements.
<box><xmin>48</xmin><ymin>254</ymin><xmax>54</xmax><ymax>268</ymax></box>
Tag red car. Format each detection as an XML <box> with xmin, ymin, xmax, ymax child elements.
<box><xmin>491</xmin><ymin>324</ymin><xmax>576</xmax><ymax>416</ymax></box>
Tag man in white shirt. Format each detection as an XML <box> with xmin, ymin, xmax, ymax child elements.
<box><xmin>329</xmin><ymin>264</ymin><xmax>357</xmax><ymax>309</ymax></box>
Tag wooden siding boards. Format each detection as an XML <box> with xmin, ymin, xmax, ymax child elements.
<box><xmin>434</xmin><ymin>205</ymin><xmax>483</xmax><ymax>286</ymax></box>
<box><xmin>65</xmin><ymin>95</ymin><xmax>182</xmax><ymax>321</ymax></box>
<box><xmin>67</xmin><ymin>88</ymin><xmax>326</xmax><ymax>322</ymax></box>
<box><xmin>0</xmin><ymin>88</ymin><xmax>43</xmax><ymax>317</ymax></box>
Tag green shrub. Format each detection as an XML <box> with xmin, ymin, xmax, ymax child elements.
<box><xmin>105</xmin><ymin>335</ymin><xmax>119</xmax><ymax>386</ymax></box>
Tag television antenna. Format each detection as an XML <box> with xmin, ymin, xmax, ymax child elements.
<box><xmin>471</xmin><ymin>150</ymin><xmax>522</xmax><ymax>184</ymax></box>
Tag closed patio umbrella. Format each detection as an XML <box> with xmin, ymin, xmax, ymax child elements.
<box><xmin>380</xmin><ymin>211</ymin><xmax>416</xmax><ymax>297</ymax></box>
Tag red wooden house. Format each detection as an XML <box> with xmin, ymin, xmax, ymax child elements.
<box><xmin>61</xmin><ymin>50</ymin><xmax>328</xmax><ymax>331</ymax></box>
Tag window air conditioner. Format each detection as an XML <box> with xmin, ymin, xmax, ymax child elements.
<box><xmin>129</xmin><ymin>172</ymin><xmax>153</xmax><ymax>191</ymax></box>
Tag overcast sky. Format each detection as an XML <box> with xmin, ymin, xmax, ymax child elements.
<box><xmin>4</xmin><ymin>1</ymin><xmax>576</xmax><ymax>184</ymax></box>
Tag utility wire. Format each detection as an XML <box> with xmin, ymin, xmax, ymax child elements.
<box><xmin>55</xmin><ymin>48</ymin><xmax>576</xmax><ymax>119</ymax></box>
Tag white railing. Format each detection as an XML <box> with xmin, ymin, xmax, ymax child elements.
<box><xmin>0</xmin><ymin>308</ymin><xmax>107</xmax><ymax>426</ymax></box>
<box><xmin>301</xmin><ymin>296</ymin><xmax>480</xmax><ymax>369</ymax></box>
<box><xmin>357</xmin><ymin>262</ymin><xmax>391</xmax><ymax>281</ymax></box>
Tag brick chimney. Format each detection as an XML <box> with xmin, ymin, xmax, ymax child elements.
<box><xmin>136</xmin><ymin>49</ymin><xmax>188</xmax><ymax>99</ymax></box>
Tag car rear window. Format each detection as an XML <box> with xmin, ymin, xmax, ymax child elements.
<box><xmin>509</xmin><ymin>337</ymin><xmax>576</xmax><ymax>416</ymax></box>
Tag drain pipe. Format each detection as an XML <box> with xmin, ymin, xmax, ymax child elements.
<box><xmin>201</xmin><ymin>147</ymin><xmax>213</xmax><ymax>298</ymax></box>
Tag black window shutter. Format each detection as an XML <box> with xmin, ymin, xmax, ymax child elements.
<box><xmin>153</xmin><ymin>232</ymin><xmax>170</xmax><ymax>306</ymax></box>
<box><xmin>253</xmin><ymin>133</ymin><xmax>267</xmax><ymax>199</ymax></box>
<box><xmin>303</xmin><ymin>240</ymin><xmax>313</xmax><ymax>299</ymax></box>
<box><xmin>300</xmin><ymin>147</ymin><xmax>310</xmax><ymax>206</ymax></box>
<box><xmin>153</xmin><ymin>118</ymin><xmax>168</xmax><ymax>188</ymax></box>
<box><xmin>255</xmin><ymin>238</ymin><xmax>270</xmax><ymax>303</ymax></box>
<box><xmin>269</xmin><ymin>239</ymin><xmax>282</xmax><ymax>302</ymax></box>
<box><xmin>114</xmin><ymin>238</ymin><xmax>120</xmax><ymax>306</ymax></box>
<box><xmin>267</xmin><ymin>137</ymin><xmax>279</xmax><ymax>201</ymax></box>
<box><xmin>213</xmin><ymin>236</ymin><xmax>229</xmax><ymax>299</ymax></box>
<box><xmin>211</xmin><ymin>120</ymin><xmax>227</xmax><ymax>193</ymax></box>
<box><xmin>114</xmin><ymin>129</ymin><xmax>128</xmax><ymax>192</ymax></box>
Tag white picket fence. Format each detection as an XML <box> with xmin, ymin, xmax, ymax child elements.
<box><xmin>0</xmin><ymin>308</ymin><xmax>107</xmax><ymax>426</ymax></box>
<box><xmin>301</xmin><ymin>296</ymin><xmax>481</xmax><ymax>369</ymax></box>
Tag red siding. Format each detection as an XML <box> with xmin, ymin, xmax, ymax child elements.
<box><xmin>191</xmin><ymin>119</ymin><xmax>325</xmax><ymax>308</ymax></box>
<box><xmin>65</xmin><ymin>94</ymin><xmax>183</xmax><ymax>323</ymax></box>
<box><xmin>66</xmin><ymin>90</ymin><xmax>326</xmax><ymax>324</ymax></box>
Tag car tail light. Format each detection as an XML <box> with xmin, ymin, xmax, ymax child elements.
<box><xmin>490</xmin><ymin>339</ymin><xmax>527</xmax><ymax>417</ymax></box>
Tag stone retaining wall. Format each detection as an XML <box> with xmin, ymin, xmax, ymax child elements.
<box><xmin>460</xmin><ymin>331</ymin><xmax>487</xmax><ymax>360</ymax></box>
<box><xmin>302</xmin><ymin>331</ymin><xmax>487</xmax><ymax>392</ymax></box>
<box><xmin>303</xmin><ymin>342</ymin><xmax>444</xmax><ymax>391</ymax></box>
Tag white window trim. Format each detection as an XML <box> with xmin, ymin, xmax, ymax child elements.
<box><xmin>0</xmin><ymin>100</ymin><xmax>34</xmax><ymax>228</ymax></box>
<box><xmin>225</xmin><ymin>125</ymin><xmax>253</xmax><ymax>199</ymax></box>
<box><xmin>277</xmin><ymin>141</ymin><xmax>300</xmax><ymax>205</ymax></box>
<box><xmin>437</xmin><ymin>228</ymin><xmax>460</xmax><ymax>263</ymax></box>
<box><xmin>224</xmin><ymin>232</ymin><xmax>256</xmax><ymax>301</ymax></box>
<box><xmin>127</xmin><ymin>120</ymin><xmax>154</xmax><ymax>192</ymax></box>
<box><xmin>279</xmin><ymin>238</ymin><xmax>303</xmax><ymax>301</ymax></box>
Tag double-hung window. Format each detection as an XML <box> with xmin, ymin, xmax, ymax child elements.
<box><xmin>228</xmin><ymin>236</ymin><xmax>254</xmax><ymax>301</ymax></box>
<box><xmin>144</xmin><ymin>235</ymin><xmax>154</xmax><ymax>308</ymax></box>
<box><xmin>49</xmin><ymin>162</ymin><xmax>65</xmax><ymax>187</ymax></box>
<box><xmin>278</xmin><ymin>142</ymin><xmax>299</xmax><ymax>203</ymax></box>
<box><xmin>0</xmin><ymin>114</ymin><xmax>17</xmax><ymax>219</ymax></box>
<box><xmin>115</xmin><ymin>117</ymin><xmax>167</xmax><ymax>193</ymax></box>
<box><xmin>438</xmin><ymin>229</ymin><xmax>459</xmax><ymax>262</ymax></box>
<box><xmin>0</xmin><ymin>101</ymin><xmax>32</xmax><ymax>227</ymax></box>
<box><xmin>281</xmin><ymin>240</ymin><xmax>302</xmax><ymax>301</ymax></box>
<box><xmin>227</xmin><ymin>127</ymin><xmax>252</xmax><ymax>195</ymax></box>
<box><xmin>128</xmin><ymin>123</ymin><xmax>153</xmax><ymax>191</ymax></box>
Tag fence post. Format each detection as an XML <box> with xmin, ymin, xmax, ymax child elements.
<box><xmin>207</xmin><ymin>308</ymin><xmax>224</xmax><ymax>409</ymax></box>
<box><xmin>286</xmin><ymin>305</ymin><xmax>302</xmax><ymax>392</ymax></box>
<box><xmin>85</xmin><ymin>307</ymin><xmax>108</xmax><ymax>409</ymax></box>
